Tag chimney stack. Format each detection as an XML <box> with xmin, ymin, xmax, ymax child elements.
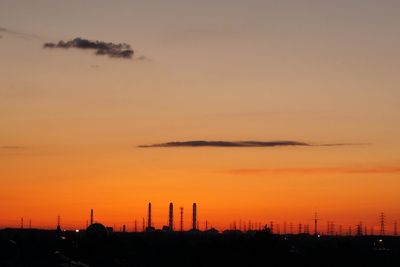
<box><xmin>90</xmin><ymin>209</ymin><xmax>94</xmax><ymax>225</ymax></box>
<box><xmin>192</xmin><ymin>203</ymin><xmax>197</xmax><ymax>230</ymax></box>
<box><xmin>169</xmin><ymin>202</ymin><xmax>174</xmax><ymax>231</ymax></box>
<box><xmin>147</xmin><ymin>203</ymin><xmax>152</xmax><ymax>228</ymax></box>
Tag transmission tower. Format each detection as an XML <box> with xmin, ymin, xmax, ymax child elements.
<box><xmin>313</xmin><ymin>212</ymin><xmax>320</xmax><ymax>235</ymax></box>
<box><xmin>379</xmin><ymin>212</ymin><xmax>385</xmax><ymax>236</ymax></box>
<box><xmin>356</xmin><ymin>222</ymin><xmax>363</xmax><ymax>236</ymax></box>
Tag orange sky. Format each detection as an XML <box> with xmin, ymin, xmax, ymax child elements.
<box><xmin>1</xmin><ymin>0</ymin><xmax>400</xmax><ymax>232</ymax></box>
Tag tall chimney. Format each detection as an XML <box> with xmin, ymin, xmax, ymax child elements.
<box><xmin>147</xmin><ymin>203</ymin><xmax>152</xmax><ymax>228</ymax></box>
<box><xmin>192</xmin><ymin>203</ymin><xmax>197</xmax><ymax>230</ymax></box>
<box><xmin>90</xmin><ymin>209</ymin><xmax>94</xmax><ymax>225</ymax></box>
<box><xmin>180</xmin><ymin>207</ymin><xmax>184</xmax><ymax>231</ymax></box>
<box><xmin>169</xmin><ymin>202</ymin><xmax>174</xmax><ymax>231</ymax></box>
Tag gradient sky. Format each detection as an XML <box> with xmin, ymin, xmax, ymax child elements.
<box><xmin>1</xmin><ymin>0</ymin><xmax>400</xmax><ymax>232</ymax></box>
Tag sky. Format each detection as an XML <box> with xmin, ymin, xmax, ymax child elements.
<box><xmin>1</xmin><ymin>0</ymin><xmax>400</xmax><ymax>232</ymax></box>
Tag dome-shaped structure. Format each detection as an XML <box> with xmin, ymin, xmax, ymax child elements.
<box><xmin>86</xmin><ymin>223</ymin><xmax>108</xmax><ymax>239</ymax></box>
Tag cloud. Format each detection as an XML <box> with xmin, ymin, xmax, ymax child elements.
<box><xmin>0</xmin><ymin>26</ymin><xmax>38</xmax><ymax>39</ymax></box>
<box><xmin>139</xmin><ymin>140</ymin><xmax>366</xmax><ymax>148</ymax></box>
<box><xmin>43</xmin><ymin>37</ymin><xmax>134</xmax><ymax>59</ymax></box>
<box><xmin>136</xmin><ymin>55</ymin><xmax>152</xmax><ymax>62</ymax></box>
<box><xmin>0</xmin><ymin>146</ymin><xmax>25</xmax><ymax>149</ymax></box>
<box><xmin>225</xmin><ymin>167</ymin><xmax>400</xmax><ymax>175</ymax></box>
<box><xmin>139</xmin><ymin>140</ymin><xmax>311</xmax><ymax>148</ymax></box>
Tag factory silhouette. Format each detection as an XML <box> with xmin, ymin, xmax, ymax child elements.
<box><xmin>1</xmin><ymin>203</ymin><xmax>400</xmax><ymax>267</ymax></box>
<box><xmin>50</xmin><ymin>203</ymin><xmax>397</xmax><ymax>238</ymax></box>
<box><xmin>10</xmin><ymin>202</ymin><xmax>400</xmax><ymax>237</ymax></box>
<box><xmin>84</xmin><ymin>203</ymin><xmax>208</xmax><ymax>238</ymax></box>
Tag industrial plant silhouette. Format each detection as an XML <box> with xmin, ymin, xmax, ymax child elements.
<box><xmin>1</xmin><ymin>203</ymin><xmax>400</xmax><ymax>267</ymax></box>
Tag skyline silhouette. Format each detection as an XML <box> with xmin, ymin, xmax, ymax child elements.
<box><xmin>5</xmin><ymin>205</ymin><xmax>399</xmax><ymax>237</ymax></box>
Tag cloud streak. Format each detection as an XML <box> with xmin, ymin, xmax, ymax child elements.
<box><xmin>138</xmin><ymin>140</ymin><xmax>352</xmax><ymax>148</ymax></box>
<box><xmin>0</xmin><ymin>26</ymin><xmax>38</xmax><ymax>39</ymax></box>
<box><xmin>225</xmin><ymin>167</ymin><xmax>400</xmax><ymax>175</ymax></box>
<box><xmin>43</xmin><ymin>37</ymin><xmax>134</xmax><ymax>59</ymax></box>
<box><xmin>0</xmin><ymin>146</ymin><xmax>25</xmax><ymax>149</ymax></box>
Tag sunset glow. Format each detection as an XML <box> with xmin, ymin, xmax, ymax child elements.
<box><xmin>1</xmin><ymin>0</ymin><xmax>400</xmax><ymax>234</ymax></box>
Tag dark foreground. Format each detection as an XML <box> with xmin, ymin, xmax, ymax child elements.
<box><xmin>1</xmin><ymin>229</ymin><xmax>399</xmax><ymax>267</ymax></box>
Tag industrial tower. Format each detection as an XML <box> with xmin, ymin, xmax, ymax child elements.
<box><xmin>169</xmin><ymin>202</ymin><xmax>174</xmax><ymax>231</ymax></box>
<box><xmin>90</xmin><ymin>209</ymin><xmax>94</xmax><ymax>225</ymax></box>
<box><xmin>57</xmin><ymin>215</ymin><xmax>61</xmax><ymax>231</ymax></box>
<box><xmin>148</xmin><ymin>202</ymin><xmax>152</xmax><ymax>229</ymax></box>
<box><xmin>192</xmin><ymin>203</ymin><xmax>197</xmax><ymax>230</ymax></box>
<box><xmin>180</xmin><ymin>207</ymin><xmax>184</xmax><ymax>231</ymax></box>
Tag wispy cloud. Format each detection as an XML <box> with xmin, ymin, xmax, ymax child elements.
<box><xmin>0</xmin><ymin>146</ymin><xmax>25</xmax><ymax>149</ymax></box>
<box><xmin>138</xmin><ymin>140</ymin><xmax>357</xmax><ymax>148</ymax></box>
<box><xmin>43</xmin><ymin>37</ymin><xmax>134</xmax><ymax>59</ymax></box>
<box><xmin>225</xmin><ymin>167</ymin><xmax>400</xmax><ymax>175</ymax></box>
<box><xmin>0</xmin><ymin>26</ymin><xmax>38</xmax><ymax>39</ymax></box>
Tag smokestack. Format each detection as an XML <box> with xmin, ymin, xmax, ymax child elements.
<box><xmin>90</xmin><ymin>209</ymin><xmax>94</xmax><ymax>225</ymax></box>
<box><xmin>180</xmin><ymin>207</ymin><xmax>184</xmax><ymax>231</ymax></box>
<box><xmin>148</xmin><ymin>203</ymin><xmax>152</xmax><ymax>228</ymax></box>
<box><xmin>192</xmin><ymin>203</ymin><xmax>197</xmax><ymax>230</ymax></box>
<box><xmin>169</xmin><ymin>202</ymin><xmax>174</xmax><ymax>231</ymax></box>
<box><xmin>57</xmin><ymin>215</ymin><xmax>61</xmax><ymax>231</ymax></box>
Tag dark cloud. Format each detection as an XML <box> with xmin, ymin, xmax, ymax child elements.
<box><xmin>43</xmin><ymin>37</ymin><xmax>134</xmax><ymax>59</ymax></box>
<box><xmin>139</xmin><ymin>140</ymin><xmax>310</xmax><ymax>148</ymax></box>
<box><xmin>225</xmin><ymin>167</ymin><xmax>400</xmax><ymax>175</ymax></box>
<box><xmin>138</xmin><ymin>140</ymin><xmax>365</xmax><ymax>148</ymax></box>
